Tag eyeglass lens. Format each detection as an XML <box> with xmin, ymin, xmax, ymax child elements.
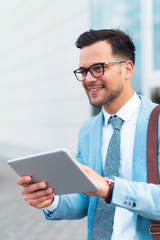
<box><xmin>75</xmin><ymin>63</ymin><xmax>104</xmax><ymax>81</ymax></box>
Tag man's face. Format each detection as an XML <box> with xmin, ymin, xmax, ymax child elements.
<box><xmin>79</xmin><ymin>41</ymin><xmax>128</xmax><ymax>113</ymax></box>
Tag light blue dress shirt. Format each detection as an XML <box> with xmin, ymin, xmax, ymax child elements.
<box><xmin>102</xmin><ymin>93</ymin><xmax>140</xmax><ymax>239</ymax></box>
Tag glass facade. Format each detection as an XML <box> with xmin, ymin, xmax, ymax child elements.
<box><xmin>90</xmin><ymin>0</ymin><xmax>141</xmax><ymax>93</ymax></box>
<box><xmin>153</xmin><ymin>0</ymin><xmax>160</xmax><ymax>70</ymax></box>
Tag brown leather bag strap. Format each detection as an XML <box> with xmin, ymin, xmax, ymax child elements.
<box><xmin>147</xmin><ymin>104</ymin><xmax>160</xmax><ymax>239</ymax></box>
<box><xmin>147</xmin><ymin>105</ymin><xmax>160</xmax><ymax>184</ymax></box>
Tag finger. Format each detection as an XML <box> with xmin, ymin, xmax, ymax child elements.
<box><xmin>17</xmin><ymin>176</ymin><xmax>32</xmax><ymax>186</ymax></box>
<box><xmin>78</xmin><ymin>163</ymin><xmax>87</xmax><ymax>169</ymax></box>
<box><xmin>28</xmin><ymin>194</ymin><xmax>55</xmax><ymax>209</ymax></box>
<box><xmin>22</xmin><ymin>181</ymin><xmax>47</xmax><ymax>194</ymax></box>
<box><xmin>36</xmin><ymin>199</ymin><xmax>54</xmax><ymax>209</ymax></box>
<box><xmin>23</xmin><ymin>187</ymin><xmax>54</xmax><ymax>200</ymax></box>
<box><xmin>78</xmin><ymin>163</ymin><xmax>91</xmax><ymax>174</ymax></box>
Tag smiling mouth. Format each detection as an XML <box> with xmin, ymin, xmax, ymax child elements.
<box><xmin>89</xmin><ymin>87</ymin><xmax>102</xmax><ymax>92</ymax></box>
<box><xmin>86</xmin><ymin>85</ymin><xmax>104</xmax><ymax>93</ymax></box>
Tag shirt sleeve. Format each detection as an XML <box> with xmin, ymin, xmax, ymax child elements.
<box><xmin>43</xmin><ymin>195</ymin><xmax>59</xmax><ymax>213</ymax></box>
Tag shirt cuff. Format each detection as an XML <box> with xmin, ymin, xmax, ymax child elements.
<box><xmin>43</xmin><ymin>195</ymin><xmax>60</xmax><ymax>213</ymax></box>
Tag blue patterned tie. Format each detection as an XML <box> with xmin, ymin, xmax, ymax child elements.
<box><xmin>92</xmin><ymin>115</ymin><xmax>124</xmax><ymax>240</ymax></box>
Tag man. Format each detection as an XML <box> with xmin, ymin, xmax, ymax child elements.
<box><xmin>17</xmin><ymin>29</ymin><xmax>160</xmax><ymax>240</ymax></box>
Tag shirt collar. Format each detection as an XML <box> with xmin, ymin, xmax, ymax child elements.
<box><xmin>102</xmin><ymin>93</ymin><xmax>140</xmax><ymax>126</ymax></box>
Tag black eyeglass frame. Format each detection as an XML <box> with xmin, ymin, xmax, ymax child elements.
<box><xmin>73</xmin><ymin>61</ymin><xmax>126</xmax><ymax>81</ymax></box>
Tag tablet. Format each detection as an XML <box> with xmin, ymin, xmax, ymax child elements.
<box><xmin>8</xmin><ymin>149</ymin><xmax>98</xmax><ymax>195</ymax></box>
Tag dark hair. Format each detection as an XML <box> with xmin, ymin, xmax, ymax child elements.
<box><xmin>75</xmin><ymin>29</ymin><xmax>136</xmax><ymax>65</ymax></box>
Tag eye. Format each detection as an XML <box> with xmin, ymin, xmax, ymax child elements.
<box><xmin>78</xmin><ymin>69</ymin><xmax>87</xmax><ymax>76</ymax></box>
<box><xmin>91</xmin><ymin>64</ymin><xmax>103</xmax><ymax>73</ymax></box>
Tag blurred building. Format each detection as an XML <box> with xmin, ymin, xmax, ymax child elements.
<box><xmin>0</xmin><ymin>0</ymin><xmax>159</xmax><ymax>159</ymax></box>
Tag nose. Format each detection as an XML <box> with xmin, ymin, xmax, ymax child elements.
<box><xmin>85</xmin><ymin>71</ymin><xmax>97</xmax><ymax>83</ymax></box>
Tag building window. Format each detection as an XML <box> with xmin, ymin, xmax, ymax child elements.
<box><xmin>153</xmin><ymin>0</ymin><xmax>160</xmax><ymax>70</ymax></box>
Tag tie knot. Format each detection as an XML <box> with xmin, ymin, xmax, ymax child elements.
<box><xmin>109</xmin><ymin>115</ymin><xmax>124</xmax><ymax>131</ymax></box>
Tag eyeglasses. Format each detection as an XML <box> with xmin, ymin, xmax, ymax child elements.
<box><xmin>73</xmin><ymin>61</ymin><xmax>126</xmax><ymax>81</ymax></box>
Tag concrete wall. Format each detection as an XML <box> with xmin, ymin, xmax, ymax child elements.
<box><xmin>0</xmin><ymin>0</ymin><xmax>91</xmax><ymax>159</ymax></box>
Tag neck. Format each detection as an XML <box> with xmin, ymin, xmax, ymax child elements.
<box><xmin>103</xmin><ymin>89</ymin><xmax>134</xmax><ymax>115</ymax></box>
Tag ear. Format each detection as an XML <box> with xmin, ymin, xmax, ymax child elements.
<box><xmin>124</xmin><ymin>60</ymin><xmax>134</xmax><ymax>79</ymax></box>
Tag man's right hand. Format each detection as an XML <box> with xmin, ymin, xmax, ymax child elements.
<box><xmin>17</xmin><ymin>176</ymin><xmax>55</xmax><ymax>209</ymax></box>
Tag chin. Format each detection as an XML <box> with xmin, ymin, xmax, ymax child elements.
<box><xmin>89</xmin><ymin>100</ymin><xmax>103</xmax><ymax>107</ymax></box>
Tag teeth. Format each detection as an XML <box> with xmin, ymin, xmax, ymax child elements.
<box><xmin>90</xmin><ymin>88</ymin><xmax>101</xmax><ymax>92</ymax></box>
